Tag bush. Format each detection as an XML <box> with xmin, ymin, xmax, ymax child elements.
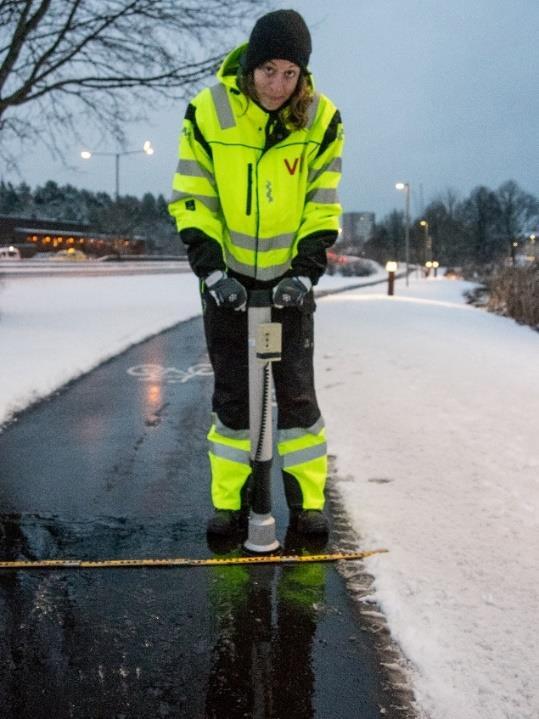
<box><xmin>487</xmin><ymin>263</ymin><xmax>538</xmax><ymax>329</ymax></box>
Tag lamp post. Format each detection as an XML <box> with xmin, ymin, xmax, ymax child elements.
<box><xmin>529</xmin><ymin>234</ymin><xmax>537</xmax><ymax>261</ymax></box>
<box><xmin>385</xmin><ymin>260</ymin><xmax>397</xmax><ymax>295</ymax></box>
<box><xmin>80</xmin><ymin>140</ymin><xmax>154</xmax><ymax>199</ymax></box>
<box><xmin>419</xmin><ymin>219</ymin><xmax>431</xmax><ymax>274</ymax></box>
<box><xmin>395</xmin><ymin>182</ymin><xmax>410</xmax><ymax>286</ymax></box>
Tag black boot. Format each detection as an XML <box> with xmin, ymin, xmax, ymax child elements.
<box><xmin>206</xmin><ymin>510</ymin><xmax>244</xmax><ymax>536</ymax></box>
<box><xmin>207</xmin><ymin>509</ymin><xmax>249</xmax><ymax>536</ymax></box>
<box><xmin>291</xmin><ymin>510</ymin><xmax>329</xmax><ymax>536</ymax></box>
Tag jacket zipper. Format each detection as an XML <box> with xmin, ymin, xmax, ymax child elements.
<box><xmin>254</xmin><ymin>160</ymin><xmax>260</xmax><ymax>279</ymax></box>
<box><xmin>246</xmin><ymin>163</ymin><xmax>253</xmax><ymax>216</ymax></box>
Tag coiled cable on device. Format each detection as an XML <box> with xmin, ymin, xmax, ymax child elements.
<box><xmin>255</xmin><ymin>363</ymin><xmax>271</xmax><ymax>461</ymax></box>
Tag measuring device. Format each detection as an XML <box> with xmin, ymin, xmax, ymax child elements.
<box><xmin>243</xmin><ymin>289</ymin><xmax>282</xmax><ymax>554</ymax></box>
<box><xmin>0</xmin><ymin>548</ymin><xmax>388</xmax><ymax>571</ymax></box>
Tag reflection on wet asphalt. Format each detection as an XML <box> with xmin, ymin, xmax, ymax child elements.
<box><xmin>0</xmin><ymin>317</ymin><xmax>393</xmax><ymax>718</ymax></box>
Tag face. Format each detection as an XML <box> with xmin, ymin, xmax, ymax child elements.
<box><xmin>253</xmin><ymin>59</ymin><xmax>301</xmax><ymax>111</ymax></box>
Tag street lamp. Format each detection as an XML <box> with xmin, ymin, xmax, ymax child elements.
<box><xmin>80</xmin><ymin>140</ymin><xmax>154</xmax><ymax>199</ymax></box>
<box><xmin>395</xmin><ymin>181</ymin><xmax>410</xmax><ymax>286</ymax></box>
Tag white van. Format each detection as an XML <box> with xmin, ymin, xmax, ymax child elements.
<box><xmin>0</xmin><ymin>245</ymin><xmax>21</xmax><ymax>260</ymax></box>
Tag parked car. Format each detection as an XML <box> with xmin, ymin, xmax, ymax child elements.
<box><xmin>0</xmin><ymin>245</ymin><xmax>22</xmax><ymax>260</ymax></box>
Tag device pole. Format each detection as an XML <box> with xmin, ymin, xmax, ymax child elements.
<box><xmin>243</xmin><ymin>290</ymin><xmax>281</xmax><ymax>553</ymax></box>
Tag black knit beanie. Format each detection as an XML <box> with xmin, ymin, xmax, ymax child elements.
<box><xmin>243</xmin><ymin>9</ymin><xmax>312</xmax><ymax>73</ymax></box>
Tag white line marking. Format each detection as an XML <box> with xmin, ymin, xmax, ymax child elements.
<box><xmin>127</xmin><ymin>363</ymin><xmax>213</xmax><ymax>384</ymax></box>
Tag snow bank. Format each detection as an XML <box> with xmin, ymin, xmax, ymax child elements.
<box><xmin>0</xmin><ymin>273</ymin><xmax>201</xmax><ymax>426</ymax></box>
<box><xmin>315</xmin><ymin>278</ymin><xmax>539</xmax><ymax>719</ymax></box>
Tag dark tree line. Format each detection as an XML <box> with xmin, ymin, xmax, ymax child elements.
<box><xmin>3</xmin><ymin>177</ymin><xmax>537</xmax><ymax>265</ymax></box>
<box><xmin>0</xmin><ymin>179</ymin><xmax>180</xmax><ymax>253</ymax></box>
<box><xmin>364</xmin><ymin>180</ymin><xmax>538</xmax><ymax>269</ymax></box>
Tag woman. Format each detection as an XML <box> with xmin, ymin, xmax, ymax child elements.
<box><xmin>169</xmin><ymin>9</ymin><xmax>344</xmax><ymax>536</ymax></box>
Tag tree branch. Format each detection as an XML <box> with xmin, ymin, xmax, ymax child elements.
<box><xmin>0</xmin><ymin>0</ymin><xmax>268</xmax><ymax>163</ymax></box>
<box><xmin>0</xmin><ymin>0</ymin><xmax>51</xmax><ymax>92</ymax></box>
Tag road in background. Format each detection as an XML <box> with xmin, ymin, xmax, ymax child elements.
<box><xmin>0</xmin><ymin>258</ymin><xmax>190</xmax><ymax>278</ymax></box>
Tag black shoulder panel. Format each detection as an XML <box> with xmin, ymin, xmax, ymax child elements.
<box><xmin>185</xmin><ymin>103</ymin><xmax>213</xmax><ymax>159</ymax></box>
<box><xmin>316</xmin><ymin>109</ymin><xmax>342</xmax><ymax>159</ymax></box>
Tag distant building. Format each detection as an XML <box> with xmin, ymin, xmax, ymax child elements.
<box><xmin>340</xmin><ymin>212</ymin><xmax>375</xmax><ymax>251</ymax></box>
<box><xmin>0</xmin><ymin>215</ymin><xmax>145</xmax><ymax>257</ymax></box>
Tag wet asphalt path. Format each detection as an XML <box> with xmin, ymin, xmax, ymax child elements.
<box><xmin>0</xmin><ymin>315</ymin><xmax>401</xmax><ymax>718</ymax></box>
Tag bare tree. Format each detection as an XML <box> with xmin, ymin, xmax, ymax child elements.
<box><xmin>462</xmin><ymin>186</ymin><xmax>506</xmax><ymax>265</ymax></box>
<box><xmin>496</xmin><ymin>180</ymin><xmax>539</xmax><ymax>265</ymax></box>
<box><xmin>0</xmin><ymin>0</ymin><xmax>267</xmax><ymax>164</ymax></box>
<box><xmin>423</xmin><ymin>188</ymin><xmax>464</xmax><ymax>265</ymax></box>
<box><xmin>363</xmin><ymin>210</ymin><xmax>404</xmax><ymax>265</ymax></box>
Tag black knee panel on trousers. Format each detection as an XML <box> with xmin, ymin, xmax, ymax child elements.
<box><xmin>203</xmin><ymin>292</ymin><xmax>321</xmax><ymax>431</ymax></box>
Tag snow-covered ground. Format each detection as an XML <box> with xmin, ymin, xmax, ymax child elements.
<box><xmin>316</xmin><ymin>280</ymin><xmax>538</xmax><ymax>719</ymax></box>
<box><xmin>0</xmin><ymin>266</ymin><xmax>386</xmax><ymax>427</ymax></box>
<box><xmin>0</xmin><ymin>267</ymin><xmax>537</xmax><ymax>719</ymax></box>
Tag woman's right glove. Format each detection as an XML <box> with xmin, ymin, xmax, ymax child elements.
<box><xmin>205</xmin><ymin>270</ymin><xmax>247</xmax><ymax>311</ymax></box>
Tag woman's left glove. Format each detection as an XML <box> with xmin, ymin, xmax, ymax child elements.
<box><xmin>205</xmin><ymin>271</ymin><xmax>247</xmax><ymax>311</ymax></box>
<box><xmin>272</xmin><ymin>276</ymin><xmax>312</xmax><ymax>308</ymax></box>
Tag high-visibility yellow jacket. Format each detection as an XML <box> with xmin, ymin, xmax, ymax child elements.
<box><xmin>168</xmin><ymin>44</ymin><xmax>344</xmax><ymax>286</ymax></box>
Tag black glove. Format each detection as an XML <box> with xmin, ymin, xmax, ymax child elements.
<box><xmin>272</xmin><ymin>276</ymin><xmax>312</xmax><ymax>308</ymax></box>
<box><xmin>205</xmin><ymin>271</ymin><xmax>247</xmax><ymax>311</ymax></box>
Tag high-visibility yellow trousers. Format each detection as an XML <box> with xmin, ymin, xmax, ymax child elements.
<box><xmin>203</xmin><ymin>292</ymin><xmax>327</xmax><ymax>512</ymax></box>
<box><xmin>208</xmin><ymin>415</ymin><xmax>327</xmax><ymax>511</ymax></box>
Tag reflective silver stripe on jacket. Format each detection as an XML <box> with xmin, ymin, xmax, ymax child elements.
<box><xmin>229</xmin><ymin>230</ymin><xmax>294</xmax><ymax>253</ymax></box>
<box><xmin>308</xmin><ymin>157</ymin><xmax>342</xmax><ymax>185</ymax></box>
<box><xmin>209</xmin><ymin>442</ymin><xmax>250</xmax><ymax>466</ymax></box>
<box><xmin>278</xmin><ymin>418</ymin><xmax>325</xmax><ymax>444</ymax></box>
<box><xmin>225</xmin><ymin>253</ymin><xmax>291</xmax><ymax>281</ymax></box>
<box><xmin>177</xmin><ymin>159</ymin><xmax>215</xmax><ymax>185</ymax></box>
<box><xmin>281</xmin><ymin>441</ymin><xmax>327</xmax><ymax>468</ymax></box>
<box><xmin>306</xmin><ymin>187</ymin><xmax>339</xmax><ymax>204</ymax></box>
<box><xmin>305</xmin><ymin>93</ymin><xmax>321</xmax><ymax>129</ymax></box>
<box><xmin>170</xmin><ymin>190</ymin><xmax>220</xmax><ymax>213</ymax></box>
<box><xmin>213</xmin><ymin>415</ymin><xmax>250</xmax><ymax>441</ymax></box>
<box><xmin>210</xmin><ymin>84</ymin><xmax>236</xmax><ymax>130</ymax></box>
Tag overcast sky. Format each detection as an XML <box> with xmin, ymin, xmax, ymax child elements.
<box><xmin>4</xmin><ymin>0</ymin><xmax>538</xmax><ymax>221</ymax></box>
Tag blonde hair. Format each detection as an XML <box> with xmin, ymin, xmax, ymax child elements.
<box><xmin>237</xmin><ymin>70</ymin><xmax>313</xmax><ymax>131</ymax></box>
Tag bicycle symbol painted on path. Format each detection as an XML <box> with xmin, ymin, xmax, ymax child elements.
<box><xmin>127</xmin><ymin>363</ymin><xmax>213</xmax><ymax>384</ymax></box>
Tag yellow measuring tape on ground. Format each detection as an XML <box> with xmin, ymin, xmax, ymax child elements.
<box><xmin>0</xmin><ymin>548</ymin><xmax>388</xmax><ymax>570</ymax></box>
